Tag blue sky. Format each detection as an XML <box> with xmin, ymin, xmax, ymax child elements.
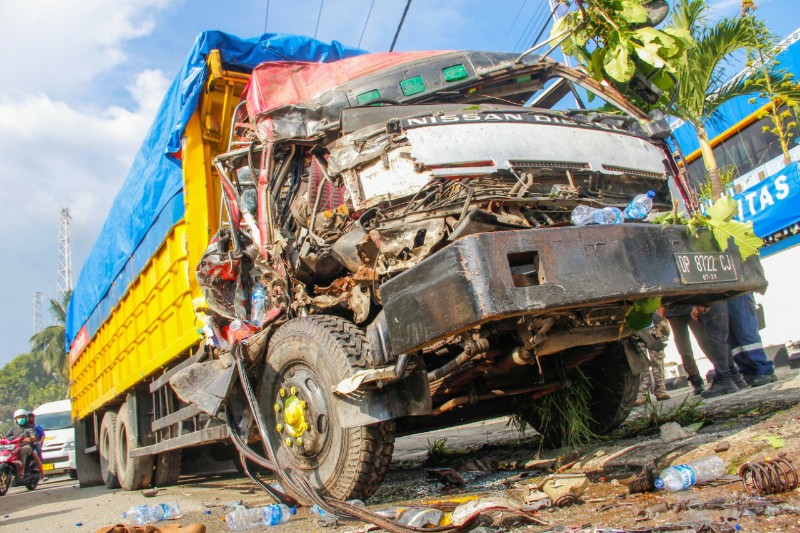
<box><xmin>0</xmin><ymin>0</ymin><xmax>796</xmax><ymax>369</ymax></box>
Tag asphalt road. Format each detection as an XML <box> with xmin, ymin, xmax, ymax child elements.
<box><xmin>2</xmin><ymin>368</ymin><xmax>800</xmax><ymax>532</ymax></box>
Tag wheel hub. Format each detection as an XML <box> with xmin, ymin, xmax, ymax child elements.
<box><xmin>273</xmin><ymin>367</ymin><xmax>329</xmax><ymax>458</ymax></box>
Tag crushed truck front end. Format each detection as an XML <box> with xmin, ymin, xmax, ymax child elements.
<box><xmin>182</xmin><ymin>49</ymin><xmax>767</xmax><ymax>503</ymax></box>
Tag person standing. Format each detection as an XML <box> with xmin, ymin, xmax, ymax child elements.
<box><xmin>664</xmin><ymin>305</ymin><xmax>706</xmax><ymax>395</ymax></box>
<box><xmin>728</xmin><ymin>293</ymin><xmax>776</xmax><ymax>386</ymax></box>
<box><xmin>694</xmin><ymin>303</ymin><xmax>749</xmax><ymax>398</ymax></box>
<box><xmin>635</xmin><ymin>313</ymin><xmax>671</xmax><ymax>405</ymax></box>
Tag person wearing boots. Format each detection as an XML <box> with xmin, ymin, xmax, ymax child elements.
<box><xmin>635</xmin><ymin>313</ymin><xmax>671</xmax><ymax>405</ymax></box>
<box><xmin>693</xmin><ymin>303</ymin><xmax>749</xmax><ymax>398</ymax></box>
<box><xmin>728</xmin><ymin>293</ymin><xmax>776</xmax><ymax>387</ymax></box>
<box><xmin>664</xmin><ymin>305</ymin><xmax>706</xmax><ymax>395</ymax></box>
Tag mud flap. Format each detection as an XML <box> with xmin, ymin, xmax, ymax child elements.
<box><xmin>170</xmin><ymin>359</ymin><xmax>236</xmax><ymax>416</ymax></box>
<box><xmin>335</xmin><ymin>363</ymin><xmax>432</xmax><ymax>428</ymax></box>
<box><xmin>621</xmin><ymin>338</ymin><xmax>649</xmax><ymax>376</ymax></box>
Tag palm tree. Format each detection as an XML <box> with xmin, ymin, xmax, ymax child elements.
<box><xmin>30</xmin><ymin>290</ymin><xmax>71</xmax><ymax>381</ymax></box>
<box><xmin>668</xmin><ymin>0</ymin><xmax>761</xmax><ymax>199</ymax></box>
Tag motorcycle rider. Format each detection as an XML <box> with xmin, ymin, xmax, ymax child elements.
<box><xmin>26</xmin><ymin>412</ymin><xmax>46</xmax><ymax>478</ymax></box>
<box><xmin>2</xmin><ymin>409</ymin><xmax>39</xmax><ymax>479</ymax></box>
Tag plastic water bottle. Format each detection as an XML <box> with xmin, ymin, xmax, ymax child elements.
<box><xmin>250</xmin><ymin>283</ymin><xmax>266</xmax><ymax>327</ymax></box>
<box><xmin>654</xmin><ymin>455</ymin><xmax>725</xmax><ymax>491</ymax></box>
<box><xmin>310</xmin><ymin>499</ymin><xmax>364</xmax><ymax>527</ymax></box>
<box><xmin>624</xmin><ymin>190</ymin><xmax>656</xmax><ymax>220</ymax></box>
<box><xmin>571</xmin><ymin>205</ymin><xmax>624</xmax><ymax>226</ymax></box>
<box><xmin>123</xmin><ymin>502</ymin><xmax>181</xmax><ymax>525</ymax></box>
<box><xmin>224</xmin><ymin>504</ymin><xmax>296</xmax><ymax>530</ymax></box>
<box><xmin>593</xmin><ymin>206</ymin><xmax>624</xmax><ymax>225</ymax></box>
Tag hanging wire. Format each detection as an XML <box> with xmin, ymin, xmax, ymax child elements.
<box><xmin>263</xmin><ymin>0</ymin><xmax>270</xmax><ymax>34</ymax></box>
<box><xmin>502</xmin><ymin>0</ymin><xmax>530</xmax><ymax>49</ymax></box>
<box><xmin>529</xmin><ymin>1</ymin><xmax>560</xmax><ymax>50</ymax></box>
<box><xmin>513</xmin><ymin>0</ymin><xmax>547</xmax><ymax>52</ymax></box>
<box><xmin>389</xmin><ymin>0</ymin><xmax>412</xmax><ymax>52</ymax></box>
<box><xmin>314</xmin><ymin>0</ymin><xmax>325</xmax><ymax>38</ymax></box>
<box><xmin>358</xmin><ymin>0</ymin><xmax>377</xmax><ymax>48</ymax></box>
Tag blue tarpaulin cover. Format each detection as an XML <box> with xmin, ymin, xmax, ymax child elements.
<box><xmin>66</xmin><ymin>31</ymin><xmax>365</xmax><ymax>347</ymax></box>
<box><xmin>734</xmin><ymin>161</ymin><xmax>800</xmax><ymax>237</ymax></box>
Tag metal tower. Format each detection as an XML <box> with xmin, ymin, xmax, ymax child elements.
<box><xmin>33</xmin><ymin>291</ymin><xmax>43</xmax><ymax>334</ymax></box>
<box><xmin>58</xmin><ymin>207</ymin><xmax>73</xmax><ymax>297</ymax></box>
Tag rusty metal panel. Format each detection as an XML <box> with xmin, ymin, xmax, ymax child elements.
<box><xmin>379</xmin><ymin>224</ymin><xmax>767</xmax><ymax>355</ymax></box>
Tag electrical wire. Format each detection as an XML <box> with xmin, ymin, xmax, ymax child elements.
<box><xmin>523</xmin><ymin>0</ymin><xmax>552</xmax><ymax>51</ymax></box>
<box><xmin>358</xmin><ymin>0</ymin><xmax>376</xmax><ymax>48</ymax></box>
<box><xmin>263</xmin><ymin>0</ymin><xmax>270</xmax><ymax>34</ymax></box>
<box><xmin>314</xmin><ymin>0</ymin><xmax>325</xmax><ymax>39</ymax></box>
<box><xmin>502</xmin><ymin>0</ymin><xmax>530</xmax><ymax>49</ymax></box>
<box><xmin>389</xmin><ymin>0</ymin><xmax>412</xmax><ymax>52</ymax></box>
<box><xmin>513</xmin><ymin>0</ymin><xmax>547</xmax><ymax>52</ymax></box>
<box><xmin>529</xmin><ymin>1</ymin><xmax>560</xmax><ymax>51</ymax></box>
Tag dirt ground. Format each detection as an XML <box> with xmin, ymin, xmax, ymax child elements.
<box><xmin>3</xmin><ymin>367</ymin><xmax>800</xmax><ymax>532</ymax></box>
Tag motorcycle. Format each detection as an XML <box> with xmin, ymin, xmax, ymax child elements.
<box><xmin>0</xmin><ymin>436</ymin><xmax>41</xmax><ymax>495</ymax></box>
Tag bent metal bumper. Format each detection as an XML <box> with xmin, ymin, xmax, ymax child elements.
<box><xmin>379</xmin><ymin>223</ymin><xmax>767</xmax><ymax>355</ymax></box>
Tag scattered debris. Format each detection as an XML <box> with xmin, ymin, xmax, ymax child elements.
<box><xmin>396</xmin><ymin>507</ymin><xmax>444</xmax><ymax>528</ymax></box>
<box><xmin>141</xmin><ymin>487</ymin><xmax>159</xmax><ymax>498</ymax></box>
<box><xmin>660</xmin><ymin>422</ymin><xmax>691</xmax><ymax>443</ymax></box>
<box><xmin>713</xmin><ymin>441</ymin><xmax>731</xmax><ymax>452</ymax></box>
<box><xmin>451</xmin><ymin>496</ymin><xmax>548</xmax><ymax>527</ymax></box>
<box><xmin>738</xmin><ymin>454</ymin><xmax>799</xmax><ymax>494</ymax></box>
<box><xmin>540</xmin><ymin>473</ymin><xmax>590</xmax><ymax>506</ymax></box>
<box><xmin>426</xmin><ymin>468</ymin><xmax>466</xmax><ymax>487</ymax></box>
<box><xmin>627</xmin><ymin>463</ymin><xmax>658</xmax><ymax>494</ymax></box>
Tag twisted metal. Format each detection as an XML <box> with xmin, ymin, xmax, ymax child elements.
<box><xmin>738</xmin><ymin>455</ymin><xmax>799</xmax><ymax>495</ymax></box>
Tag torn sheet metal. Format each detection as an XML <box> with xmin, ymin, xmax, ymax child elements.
<box><xmin>170</xmin><ymin>358</ymin><xmax>236</xmax><ymax>416</ymax></box>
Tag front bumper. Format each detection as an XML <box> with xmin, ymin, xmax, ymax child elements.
<box><xmin>380</xmin><ymin>223</ymin><xmax>767</xmax><ymax>355</ymax></box>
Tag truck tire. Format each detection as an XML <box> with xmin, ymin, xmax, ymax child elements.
<box><xmin>115</xmin><ymin>403</ymin><xmax>154</xmax><ymax>490</ymax></box>
<box><xmin>259</xmin><ymin>316</ymin><xmax>395</xmax><ymax>502</ymax></box>
<box><xmin>153</xmin><ymin>451</ymin><xmax>181</xmax><ymax>487</ymax></box>
<box><xmin>523</xmin><ymin>341</ymin><xmax>638</xmax><ymax>447</ymax></box>
<box><xmin>99</xmin><ymin>411</ymin><xmax>120</xmax><ymax>489</ymax></box>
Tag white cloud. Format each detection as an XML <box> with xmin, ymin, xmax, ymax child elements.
<box><xmin>0</xmin><ymin>0</ymin><xmax>171</xmax><ymax>99</ymax></box>
<box><xmin>0</xmin><ymin>1</ymin><xmax>175</xmax><ymax>364</ymax></box>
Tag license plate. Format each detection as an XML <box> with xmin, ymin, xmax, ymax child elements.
<box><xmin>674</xmin><ymin>252</ymin><xmax>738</xmax><ymax>284</ymax></box>
<box><xmin>42</xmin><ymin>463</ymin><xmax>54</xmax><ymax>471</ymax></box>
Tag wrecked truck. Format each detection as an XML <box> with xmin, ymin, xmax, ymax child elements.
<box><xmin>67</xmin><ymin>32</ymin><xmax>766</xmax><ymax>503</ymax></box>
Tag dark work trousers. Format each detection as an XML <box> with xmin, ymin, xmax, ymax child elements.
<box><xmin>699</xmin><ymin>302</ymin><xmax>737</xmax><ymax>380</ymax></box>
<box><xmin>728</xmin><ymin>293</ymin><xmax>774</xmax><ymax>377</ymax></box>
<box><xmin>666</xmin><ymin>314</ymin><xmax>703</xmax><ymax>378</ymax></box>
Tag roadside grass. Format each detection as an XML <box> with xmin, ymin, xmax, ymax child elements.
<box><xmin>616</xmin><ymin>394</ymin><xmax>705</xmax><ymax>438</ymax></box>
<box><xmin>424</xmin><ymin>437</ymin><xmax>469</xmax><ymax>467</ymax></box>
<box><xmin>509</xmin><ymin>369</ymin><xmax>602</xmax><ymax>450</ymax></box>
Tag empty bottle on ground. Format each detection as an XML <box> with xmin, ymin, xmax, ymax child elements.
<box><xmin>123</xmin><ymin>502</ymin><xmax>181</xmax><ymax>525</ymax></box>
<box><xmin>624</xmin><ymin>190</ymin><xmax>656</xmax><ymax>220</ymax></box>
<box><xmin>225</xmin><ymin>504</ymin><xmax>296</xmax><ymax>530</ymax></box>
<box><xmin>654</xmin><ymin>455</ymin><xmax>725</xmax><ymax>491</ymax></box>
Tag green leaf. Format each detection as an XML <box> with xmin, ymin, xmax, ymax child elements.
<box><xmin>711</xmin><ymin>220</ymin><xmax>763</xmax><ymax>261</ymax></box>
<box><xmin>662</xmin><ymin>27</ymin><xmax>694</xmax><ymax>48</ymax></box>
<box><xmin>755</xmin><ymin>435</ymin><xmax>785</xmax><ymax>449</ymax></box>
<box><xmin>620</xmin><ymin>0</ymin><xmax>648</xmax><ymax>24</ymax></box>
<box><xmin>604</xmin><ymin>40</ymin><xmax>635</xmax><ymax>82</ymax></box>
<box><xmin>625</xmin><ymin>296</ymin><xmax>662</xmax><ymax>330</ymax></box>
<box><xmin>706</xmin><ymin>196</ymin><xmax>738</xmax><ymax>222</ymax></box>
<box><xmin>589</xmin><ymin>48</ymin><xmax>608</xmax><ymax>82</ymax></box>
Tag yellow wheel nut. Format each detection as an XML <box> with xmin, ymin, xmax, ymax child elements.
<box><xmin>279</xmin><ymin>387</ymin><xmax>286</xmax><ymax>398</ymax></box>
<box><xmin>284</xmin><ymin>438</ymin><xmax>293</xmax><ymax>447</ymax></box>
<box><xmin>300</xmin><ymin>401</ymin><xmax>307</xmax><ymax>409</ymax></box>
<box><xmin>290</xmin><ymin>386</ymin><xmax>297</xmax><ymax>396</ymax></box>
<box><xmin>296</xmin><ymin>437</ymin><xmax>303</xmax><ymax>446</ymax></box>
<box><xmin>276</xmin><ymin>423</ymin><xmax>283</xmax><ymax>433</ymax></box>
<box><xmin>273</xmin><ymin>403</ymin><xmax>281</xmax><ymax>412</ymax></box>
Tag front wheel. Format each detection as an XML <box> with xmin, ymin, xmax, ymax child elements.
<box><xmin>521</xmin><ymin>341</ymin><xmax>639</xmax><ymax>447</ymax></box>
<box><xmin>258</xmin><ymin>316</ymin><xmax>395</xmax><ymax>502</ymax></box>
<box><xmin>0</xmin><ymin>468</ymin><xmax>13</xmax><ymax>496</ymax></box>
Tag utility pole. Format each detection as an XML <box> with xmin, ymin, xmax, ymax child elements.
<box><xmin>33</xmin><ymin>291</ymin><xmax>42</xmax><ymax>334</ymax></box>
<box><xmin>58</xmin><ymin>207</ymin><xmax>73</xmax><ymax>298</ymax></box>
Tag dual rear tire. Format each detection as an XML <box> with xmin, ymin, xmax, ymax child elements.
<box><xmin>97</xmin><ymin>404</ymin><xmax>181</xmax><ymax>490</ymax></box>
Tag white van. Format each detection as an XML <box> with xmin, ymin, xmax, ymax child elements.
<box><xmin>32</xmin><ymin>399</ymin><xmax>76</xmax><ymax>478</ymax></box>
